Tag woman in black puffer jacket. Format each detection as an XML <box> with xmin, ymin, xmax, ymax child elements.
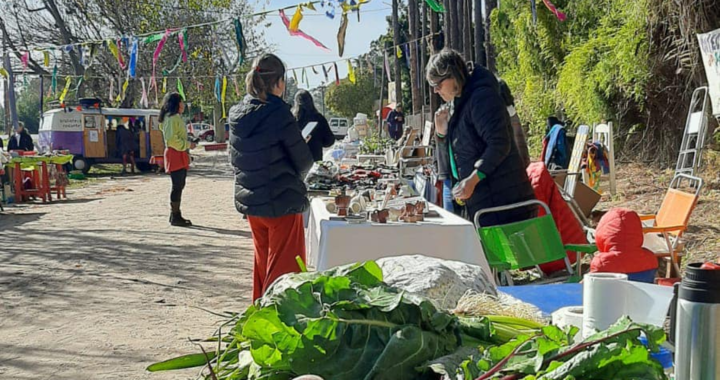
<box><xmin>427</xmin><ymin>49</ymin><xmax>536</xmax><ymax>227</ymax></box>
<box><xmin>228</xmin><ymin>53</ymin><xmax>314</xmax><ymax>301</ymax></box>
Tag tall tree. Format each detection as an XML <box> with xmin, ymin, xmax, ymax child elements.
<box><xmin>429</xmin><ymin>4</ymin><xmax>441</xmax><ymax>114</ymax></box>
<box><xmin>474</xmin><ymin>0</ymin><xmax>486</xmax><ymax>66</ymax></box>
<box><xmin>325</xmin><ymin>73</ymin><xmax>377</xmax><ymax>118</ymax></box>
<box><xmin>392</xmin><ymin>0</ymin><xmax>402</xmax><ymax>108</ymax></box>
<box><xmin>1</xmin><ymin>0</ymin><xmax>266</xmax><ymax>111</ymax></box>
<box><xmin>408</xmin><ymin>0</ymin><xmax>421</xmax><ymax>114</ymax></box>
<box><xmin>464</xmin><ymin>0</ymin><xmax>473</xmax><ymax>61</ymax></box>
<box><xmin>485</xmin><ymin>0</ymin><xmax>498</xmax><ymax>72</ymax></box>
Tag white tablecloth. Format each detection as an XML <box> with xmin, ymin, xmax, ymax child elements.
<box><xmin>306</xmin><ymin>198</ymin><xmax>493</xmax><ymax>279</ymax></box>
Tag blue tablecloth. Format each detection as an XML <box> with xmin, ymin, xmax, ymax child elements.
<box><xmin>498</xmin><ymin>283</ymin><xmax>583</xmax><ymax>315</ymax></box>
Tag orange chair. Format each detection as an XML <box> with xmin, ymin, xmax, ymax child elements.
<box><xmin>641</xmin><ymin>174</ymin><xmax>703</xmax><ymax>278</ymax></box>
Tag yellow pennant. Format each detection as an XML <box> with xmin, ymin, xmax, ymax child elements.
<box><xmin>289</xmin><ymin>5</ymin><xmax>304</xmax><ymax>32</ymax></box>
<box><xmin>121</xmin><ymin>78</ymin><xmax>129</xmax><ymax>100</ymax></box>
<box><xmin>59</xmin><ymin>76</ymin><xmax>72</xmax><ymax>103</ymax></box>
<box><xmin>43</xmin><ymin>51</ymin><xmax>50</xmax><ymax>67</ymax></box>
<box><xmin>396</xmin><ymin>46</ymin><xmax>403</xmax><ymax>59</ymax></box>
<box><xmin>347</xmin><ymin>60</ymin><xmax>356</xmax><ymax>84</ymax></box>
<box><xmin>221</xmin><ymin>76</ymin><xmax>228</xmax><ymax>118</ymax></box>
<box><xmin>108</xmin><ymin>39</ymin><xmax>120</xmax><ymax>61</ymax></box>
<box><xmin>162</xmin><ymin>77</ymin><xmax>167</xmax><ymax>93</ymax></box>
<box><xmin>0</xmin><ymin>67</ymin><xmax>8</xmax><ymax>79</ymax></box>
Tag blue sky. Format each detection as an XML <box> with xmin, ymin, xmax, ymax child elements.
<box><xmin>254</xmin><ymin>0</ymin><xmax>392</xmax><ymax>89</ymax></box>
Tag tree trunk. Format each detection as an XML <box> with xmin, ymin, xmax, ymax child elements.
<box><xmin>392</xmin><ymin>0</ymin><xmax>402</xmax><ymax>108</ymax></box>
<box><xmin>43</xmin><ymin>0</ymin><xmax>84</xmax><ymax>78</ymax></box>
<box><xmin>485</xmin><ymin>0</ymin><xmax>498</xmax><ymax>72</ymax></box>
<box><xmin>408</xmin><ymin>0</ymin><xmax>422</xmax><ymax>114</ymax></box>
<box><xmin>421</xmin><ymin>0</ymin><xmax>428</xmax><ymax>106</ymax></box>
<box><xmin>474</xmin><ymin>0</ymin><xmax>486</xmax><ymax>66</ymax></box>
<box><xmin>463</xmin><ymin>0</ymin><xmax>474</xmax><ymax>61</ymax></box>
<box><xmin>442</xmin><ymin>0</ymin><xmax>451</xmax><ymax>49</ymax></box>
<box><xmin>429</xmin><ymin>8</ymin><xmax>441</xmax><ymax>113</ymax></box>
<box><xmin>449</xmin><ymin>0</ymin><xmax>460</xmax><ymax>50</ymax></box>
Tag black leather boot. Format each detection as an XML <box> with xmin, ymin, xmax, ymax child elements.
<box><xmin>170</xmin><ymin>202</ymin><xmax>192</xmax><ymax>227</ymax></box>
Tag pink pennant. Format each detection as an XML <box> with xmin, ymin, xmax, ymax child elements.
<box><xmin>21</xmin><ymin>52</ymin><xmax>29</xmax><ymax>69</ymax></box>
<box><xmin>151</xmin><ymin>30</ymin><xmax>171</xmax><ymax>85</ymax></box>
<box><xmin>233</xmin><ymin>77</ymin><xmax>240</xmax><ymax>96</ymax></box>
<box><xmin>542</xmin><ymin>0</ymin><xmax>567</xmax><ymax>21</ymax></box>
<box><xmin>140</xmin><ymin>78</ymin><xmax>149</xmax><ymax>108</ymax></box>
<box><xmin>279</xmin><ymin>10</ymin><xmax>331</xmax><ymax>52</ymax></box>
<box><xmin>116</xmin><ymin>40</ymin><xmax>127</xmax><ymax>69</ymax></box>
<box><xmin>178</xmin><ymin>32</ymin><xmax>188</xmax><ymax>63</ymax></box>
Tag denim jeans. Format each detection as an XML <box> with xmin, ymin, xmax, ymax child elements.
<box><xmin>442</xmin><ymin>178</ymin><xmax>455</xmax><ymax>213</ymax></box>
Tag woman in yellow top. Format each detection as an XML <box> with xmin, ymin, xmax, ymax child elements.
<box><xmin>159</xmin><ymin>92</ymin><xmax>195</xmax><ymax>227</ymax></box>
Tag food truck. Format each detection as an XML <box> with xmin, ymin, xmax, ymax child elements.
<box><xmin>38</xmin><ymin>100</ymin><xmax>164</xmax><ymax>173</ymax></box>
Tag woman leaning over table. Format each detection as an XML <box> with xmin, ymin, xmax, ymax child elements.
<box><xmin>427</xmin><ymin>48</ymin><xmax>536</xmax><ymax>226</ymax></box>
<box><xmin>228</xmin><ymin>53</ymin><xmax>314</xmax><ymax>301</ymax></box>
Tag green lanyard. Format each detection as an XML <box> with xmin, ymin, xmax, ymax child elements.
<box><xmin>449</xmin><ymin>142</ymin><xmax>459</xmax><ymax>180</ymax></box>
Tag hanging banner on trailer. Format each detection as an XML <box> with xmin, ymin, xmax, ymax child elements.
<box><xmin>697</xmin><ymin>28</ymin><xmax>720</xmax><ymax>115</ymax></box>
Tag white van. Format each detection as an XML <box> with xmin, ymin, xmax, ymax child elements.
<box><xmin>329</xmin><ymin>118</ymin><xmax>349</xmax><ymax>139</ymax></box>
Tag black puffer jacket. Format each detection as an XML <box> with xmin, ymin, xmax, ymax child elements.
<box><xmin>440</xmin><ymin>65</ymin><xmax>536</xmax><ymax>226</ymax></box>
<box><xmin>297</xmin><ymin>111</ymin><xmax>335</xmax><ymax>162</ymax></box>
<box><xmin>228</xmin><ymin>94</ymin><xmax>314</xmax><ymax>218</ymax></box>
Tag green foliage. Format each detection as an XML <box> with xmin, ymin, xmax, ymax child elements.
<box><xmin>427</xmin><ymin>317</ymin><xmax>668</xmax><ymax>379</ymax></box>
<box><xmin>491</xmin><ymin>0</ymin><xmax>651</xmax><ymax>152</ymax></box>
<box><xmin>16</xmin><ymin>79</ymin><xmax>42</xmax><ymax>134</ymax></box>
<box><xmin>325</xmin><ymin>72</ymin><xmax>378</xmax><ymax>118</ymax></box>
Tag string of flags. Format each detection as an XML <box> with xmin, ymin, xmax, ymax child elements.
<box><xmin>1</xmin><ymin>0</ymin><xmax>453</xmax><ymax>107</ymax></box>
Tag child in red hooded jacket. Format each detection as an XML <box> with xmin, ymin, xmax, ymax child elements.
<box><xmin>590</xmin><ymin>208</ymin><xmax>659</xmax><ymax>283</ymax></box>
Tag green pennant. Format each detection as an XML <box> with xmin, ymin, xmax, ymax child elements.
<box><xmin>177</xmin><ymin>78</ymin><xmax>186</xmax><ymax>100</ymax></box>
<box><xmin>425</xmin><ymin>0</ymin><xmax>445</xmax><ymax>12</ymax></box>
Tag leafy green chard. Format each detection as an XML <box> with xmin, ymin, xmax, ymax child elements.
<box><xmin>148</xmin><ymin>261</ymin><xmax>665</xmax><ymax>380</ymax></box>
<box><xmin>149</xmin><ymin>261</ymin><xmax>502</xmax><ymax>379</ymax></box>
<box><xmin>425</xmin><ymin>316</ymin><xmax>668</xmax><ymax>380</ymax></box>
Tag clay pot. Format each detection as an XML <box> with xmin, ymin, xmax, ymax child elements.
<box><xmin>371</xmin><ymin>209</ymin><xmax>389</xmax><ymax>224</ymax></box>
<box><xmin>389</xmin><ymin>207</ymin><xmax>403</xmax><ymax>222</ymax></box>
<box><xmin>335</xmin><ymin>194</ymin><xmax>351</xmax><ymax>217</ymax></box>
<box><xmin>415</xmin><ymin>202</ymin><xmax>425</xmax><ymax>221</ymax></box>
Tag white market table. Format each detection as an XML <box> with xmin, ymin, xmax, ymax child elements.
<box><xmin>306</xmin><ymin>198</ymin><xmax>493</xmax><ymax>280</ymax></box>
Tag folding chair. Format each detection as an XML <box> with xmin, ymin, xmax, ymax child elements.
<box><xmin>552</xmin><ymin>125</ymin><xmax>596</xmax><ymax>241</ymax></box>
<box><xmin>641</xmin><ymin>174</ymin><xmax>703</xmax><ymax>278</ymax></box>
<box><xmin>474</xmin><ymin>200</ymin><xmax>597</xmax><ymax>285</ymax></box>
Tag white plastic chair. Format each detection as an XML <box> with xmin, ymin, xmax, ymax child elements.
<box><xmin>590</xmin><ymin>122</ymin><xmax>617</xmax><ymax>195</ymax></box>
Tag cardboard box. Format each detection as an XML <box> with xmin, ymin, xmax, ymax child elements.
<box><xmin>573</xmin><ymin>181</ymin><xmax>602</xmax><ymax>217</ymax></box>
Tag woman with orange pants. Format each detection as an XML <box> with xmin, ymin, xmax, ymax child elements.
<box><xmin>228</xmin><ymin>53</ymin><xmax>314</xmax><ymax>301</ymax></box>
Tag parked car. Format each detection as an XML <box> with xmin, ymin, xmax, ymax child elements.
<box><xmin>187</xmin><ymin>123</ymin><xmax>215</xmax><ymax>142</ymax></box>
<box><xmin>329</xmin><ymin>118</ymin><xmax>350</xmax><ymax>139</ymax></box>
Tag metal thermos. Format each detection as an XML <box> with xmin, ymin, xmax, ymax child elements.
<box><xmin>675</xmin><ymin>263</ymin><xmax>720</xmax><ymax>380</ymax></box>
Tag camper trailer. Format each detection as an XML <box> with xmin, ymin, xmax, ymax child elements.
<box><xmin>38</xmin><ymin>103</ymin><xmax>164</xmax><ymax>173</ymax></box>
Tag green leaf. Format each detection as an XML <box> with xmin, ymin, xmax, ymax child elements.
<box><xmin>146</xmin><ymin>352</ymin><xmax>216</xmax><ymax>372</ymax></box>
<box><xmin>423</xmin><ymin>346</ymin><xmax>482</xmax><ymax>377</ymax></box>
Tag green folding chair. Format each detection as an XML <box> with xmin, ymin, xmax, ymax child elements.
<box><xmin>474</xmin><ymin>200</ymin><xmax>597</xmax><ymax>286</ymax></box>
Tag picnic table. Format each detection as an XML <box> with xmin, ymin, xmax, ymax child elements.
<box><xmin>4</xmin><ymin>155</ymin><xmax>73</xmax><ymax>203</ymax></box>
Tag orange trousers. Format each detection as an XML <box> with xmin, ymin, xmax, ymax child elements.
<box><xmin>247</xmin><ymin>213</ymin><xmax>306</xmax><ymax>301</ymax></box>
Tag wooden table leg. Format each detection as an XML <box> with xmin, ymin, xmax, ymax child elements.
<box><xmin>13</xmin><ymin>163</ymin><xmax>23</xmax><ymax>203</ymax></box>
<box><xmin>42</xmin><ymin>162</ymin><xmax>50</xmax><ymax>203</ymax></box>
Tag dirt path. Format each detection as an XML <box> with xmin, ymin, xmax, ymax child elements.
<box><xmin>0</xmin><ymin>150</ymin><xmax>253</xmax><ymax>380</ymax></box>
